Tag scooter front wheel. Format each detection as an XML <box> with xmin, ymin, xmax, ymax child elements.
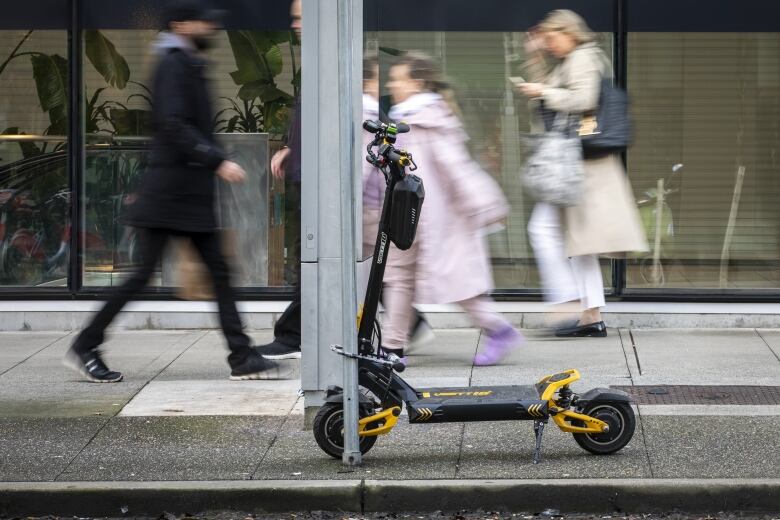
<box><xmin>313</xmin><ymin>403</ymin><xmax>379</xmax><ymax>459</ymax></box>
<box><xmin>572</xmin><ymin>402</ymin><xmax>635</xmax><ymax>455</ymax></box>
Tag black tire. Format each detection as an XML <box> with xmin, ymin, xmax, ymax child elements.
<box><xmin>312</xmin><ymin>403</ymin><xmax>379</xmax><ymax>459</ymax></box>
<box><xmin>572</xmin><ymin>402</ymin><xmax>635</xmax><ymax>455</ymax></box>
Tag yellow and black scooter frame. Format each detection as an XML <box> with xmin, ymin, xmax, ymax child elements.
<box><xmin>326</xmin><ymin>358</ymin><xmax>632</xmax><ymax>463</ymax></box>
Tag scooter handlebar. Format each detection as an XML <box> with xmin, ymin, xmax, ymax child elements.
<box><xmin>385</xmin><ymin>352</ymin><xmax>406</xmax><ymax>373</ymax></box>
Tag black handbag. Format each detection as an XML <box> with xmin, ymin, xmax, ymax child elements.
<box><xmin>579</xmin><ymin>76</ymin><xmax>632</xmax><ymax>154</ymax></box>
<box><xmin>389</xmin><ymin>173</ymin><xmax>424</xmax><ymax>250</ymax></box>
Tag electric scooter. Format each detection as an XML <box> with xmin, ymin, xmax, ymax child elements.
<box><xmin>312</xmin><ymin>120</ymin><xmax>636</xmax><ymax>464</ymax></box>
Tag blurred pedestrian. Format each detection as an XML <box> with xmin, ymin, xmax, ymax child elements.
<box><xmin>518</xmin><ymin>10</ymin><xmax>646</xmax><ymax>337</ymax></box>
<box><xmin>64</xmin><ymin>0</ymin><xmax>288</xmax><ymax>382</ymax></box>
<box><xmin>362</xmin><ymin>58</ymin><xmax>435</xmax><ymax>351</ymax></box>
<box><xmin>256</xmin><ymin>0</ymin><xmax>303</xmax><ymax>361</ymax></box>
<box><xmin>383</xmin><ymin>52</ymin><xmax>522</xmax><ymax>366</ymax></box>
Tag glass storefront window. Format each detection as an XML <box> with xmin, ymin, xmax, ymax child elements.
<box><xmin>0</xmin><ymin>30</ymin><xmax>69</xmax><ymax>287</ymax></box>
<box><xmin>80</xmin><ymin>29</ymin><xmax>300</xmax><ymax>289</ymax></box>
<box><xmin>366</xmin><ymin>30</ymin><xmax>614</xmax><ymax>293</ymax></box>
<box><xmin>626</xmin><ymin>32</ymin><xmax>780</xmax><ymax>291</ymax></box>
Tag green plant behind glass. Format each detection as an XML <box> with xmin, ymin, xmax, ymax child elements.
<box><xmin>216</xmin><ymin>30</ymin><xmax>299</xmax><ymax>137</ymax></box>
<box><xmin>0</xmin><ymin>29</ymin><xmax>132</xmax><ymax>157</ymax></box>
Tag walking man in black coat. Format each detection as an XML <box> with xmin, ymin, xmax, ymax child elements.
<box><xmin>64</xmin><ymin>0</ymin><xmax>287</xmax><ymax>383</ymax></box>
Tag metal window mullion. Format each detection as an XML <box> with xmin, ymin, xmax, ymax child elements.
<box><xmin>613</xmin><ymin>0</ymin><xmax>628</xmax><ymax>297</ymax></box>
<box><xmin>67</xmin><ymin>0</ymin><xmax>84</xmax><ymax>297</ymax></box>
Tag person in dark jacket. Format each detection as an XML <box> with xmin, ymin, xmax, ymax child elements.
<box><xmin>254</xmin><ymin>0</ymin><xmax>303</xmax><ymax>361</ymax></box>
<box><xmin>63</xmin><ymin>0</ymin><xmax>287</xmax><ymax>383</ymax></box>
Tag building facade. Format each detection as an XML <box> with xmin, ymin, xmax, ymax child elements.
<box><xmin>1</xmin><ymin>0</ymin><xmax>779</xmax><ymax>312</ymax></box>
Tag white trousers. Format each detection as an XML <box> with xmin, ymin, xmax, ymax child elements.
<box><xmin>528</xmin><ymin>202</ymin><xmax>606</xmax><ymax>310</ymax></box>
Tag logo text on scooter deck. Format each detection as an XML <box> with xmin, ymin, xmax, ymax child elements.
<box><xmin>376</xmin><ymin>232</ymin><xmax>388</xmax><ymax>264</ymax></box>
<box><xmin>421</xmin><ymin>391</ymin><xmax>493</xmax><ymax>398</ymax></box>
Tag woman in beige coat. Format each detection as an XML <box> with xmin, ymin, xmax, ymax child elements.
<box><xmin>518</xmin><ymin>10</ymin><xmax>647</xmax><ymax>337</ymax></box>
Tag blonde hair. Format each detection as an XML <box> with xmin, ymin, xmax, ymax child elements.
<box><xmin>539</xmin><ymin>9</ymin><xmax>596</xmax><ymax>44</ymax></box>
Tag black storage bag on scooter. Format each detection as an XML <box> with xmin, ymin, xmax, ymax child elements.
<box><xmin>389</xmin><ymin>174</ymin><xmax>424</xmax><ymax>250</ymax></box>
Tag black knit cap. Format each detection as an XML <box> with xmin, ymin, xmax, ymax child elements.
<box><xmin>164</xmin><ymin>0</ymin><xmax>226</xmax><ymax>27</ymax></box>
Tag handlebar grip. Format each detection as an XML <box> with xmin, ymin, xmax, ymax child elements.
<box><xmin>395</xmin><ymin>122</ymin><xmax>410</xmax><ymax>134</ymax></box>
<box><xmin>363</xmin><ymin>120</ymin><xmax>383</xmax><ymax>133</ymax></box>
<box><xmin>385</xmin><ymin>352</ymin><xmax>406</xmax><ymax>373</ymax></box>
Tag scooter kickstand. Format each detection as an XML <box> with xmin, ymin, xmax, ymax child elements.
<box><xmin>532</xmin><ymin>419</ymin><xmax>547</xmax><ymax>464</ymax></box>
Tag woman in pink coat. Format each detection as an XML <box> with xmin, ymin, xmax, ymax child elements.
<box><xmin>382</xmin><ymin>52</ymin><xmax>523</xmax><ymax>366</ymax></box>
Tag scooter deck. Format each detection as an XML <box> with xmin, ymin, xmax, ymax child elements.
<box><xmin>409</xmin><ymin>385</ymin><xmax>548</xmax><ymax>423</ymax></box>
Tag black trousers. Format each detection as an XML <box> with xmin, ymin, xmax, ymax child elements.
<box><xmin>275</xmin><ymin>180</ymin><xmax>301</xmax><ymax>348</ymax></box>
<box><xmin>74</xmin><ymin>227</ymin><xmax>253</xmax><ymax>366</ymax></box>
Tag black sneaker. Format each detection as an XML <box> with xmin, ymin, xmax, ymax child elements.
<box><xmin>255</xmin><ymin>340</ymin><xmax>301</xmax><ymax>360</ymax></box>
<box><xmin>63</xmin><ymin>347</ymin><xmax>123</xmax><ymax>383</ymax></box>
<box><xmin>230</xmin><ymin>351</ymin><xmax>292</xmax><ymax>380</ymax></box>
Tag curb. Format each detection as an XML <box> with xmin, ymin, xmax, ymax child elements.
<box><xmin>1</xmin><ymin>479</ymin><xmax>779</xmax><ymax>516</ymax></box>
<box><xmin>363</xmin><ymin>479</ymin><xmax>780</xmax><ymax>513</ymax></box>
<box><xmin>0</xmin><ymin>480</ymin><xmax>362</xmax><ymax>517</ymax></box>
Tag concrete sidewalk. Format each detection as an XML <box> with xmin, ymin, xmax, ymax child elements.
<box><xmin>0</xmin><ymin>328</ymin><xmax>779</xmax><ymax>516</ymax></box>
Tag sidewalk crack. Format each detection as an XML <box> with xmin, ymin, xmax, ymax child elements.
<box><xmin>756</xmin><ymin>329</ymin><xmax>780</xmax><ymax>363</ymax></box>
<box><xmin>468</xmin><ymin>329</ymin><xmax>481</xmax><ymax>387</ymax></box>
<box><xmin>617</xmin><ymin>328</ymin><xmax>637</xmax><ymax>384</ymax></box>
<box><xmin>120</xmin><ymin>330</ymin><xmax>211</xmax><ymax>416</ymax></box>
<box><xmin>0</xmin><ymin>332</ymin><xmax>73</xmax><ymax>379</ymax></box>
<box><xmin>53</xmin><ymin>330</ymin><xmax>209</xmax><ymax>481</ymax></box>
<box><xmin>619</xmin><ymin>328</ymin><xmax>654</xmax><ymax>477</ymax></box>
<box><xmin>455</xmin><ymin>329</ymin><xmax>481</xmax><ymax>478</ymax></box>
<box><xmin>250</xmin><ymin>391</ymin><xmax>300</xmax><ymax>479</ymax></box>
<box><xmin>53</xmin><ymin>416</ymin><xmax>112</xmax><ymax>482</ymax></box>
<box><xmin>454</xmin><ymin>422</ymin><xmax>466</xmax><ymax>478</ymax></box>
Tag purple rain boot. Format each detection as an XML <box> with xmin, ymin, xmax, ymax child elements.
<box><xmin>473</xmin><ymin>325</ymin><xmax>524</xmax><ymax>366</ymax></box>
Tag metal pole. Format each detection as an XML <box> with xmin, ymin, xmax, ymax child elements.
<box><xmin>337</xmin><ymin>0</ymin><xmax>361</xmax><ymax>466</ymax></box>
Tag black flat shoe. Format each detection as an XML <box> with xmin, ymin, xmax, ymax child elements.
<box><xmin>555</xmin><ymin>321</ymin><xmax>607</xmax><ymax>338</ymax></box>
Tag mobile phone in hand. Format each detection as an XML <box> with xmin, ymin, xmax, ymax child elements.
<box><xmin>508</xmin><ymin>76</ymin><xmax>526</xmax><ymax>86</ymax></box>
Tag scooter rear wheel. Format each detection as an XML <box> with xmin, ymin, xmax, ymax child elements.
<box><xmin>572</xmin><ymin>402</ymin><xmax>635</xmax><ymax>455</ymax></box>
<box><xmin>313</xmin><ymin>403</ymin><xmax>379</xmax><ymax>459</ymax></box>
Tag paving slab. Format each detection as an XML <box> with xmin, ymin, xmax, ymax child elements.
<box><xmin>401</xmin><ymin>329</ymin><xmax>479</xmax><ymax>382</ymax></box>
<box><xmin>58</xmin><ymin>416</ymin><xmax>283</xmax><ymax>481</ymax></box>
<box><xmin>642</xmin><ymin>415</ymin><xmax>780</xmax><ymax>479</ymax></box>
<box><xmin>0</xmin><ymin>417</ymin><xmax>106</xmax><ymax>481</ymax></box>
<box><xmin>0</xmin><ymin>331</ymin><xmax>203</xmax><ymax>417</ymax></box>
<box><xmin>628</xmin><ymin>329</ymin><xmax>780</xmax><ymax>385</ymax></box>
<box><xmin>155</xmin><ymin>331</ymin><xmax>283</xmax><ymax>381</ymax></box>
<box><xmin>470</xmin><ymin>329</ymin><xmax>632</xmax><ymax>392</ymax></box>
<box><xmin>254</xmin><ymin>414</ymin><xmax>461</xmax><ymax>480</ymax></box>
<box><xmin>642</xmin><ymin>416</ymin><xmax>780</xmax><ymax>478</ymax></box>
<box><xmin>119</xmin><ymin>379</ymin><xmax>302</xmax><ymax>416</ymax></box>
<box><xmin>0</xmin><ymin>332</ymin><xmax>69</xmax><ymax>374</ymax></box>
<box><xmin>456</xmin><ymin>419</ymin><xmax>651</xmax><ymax>479</ymax></box>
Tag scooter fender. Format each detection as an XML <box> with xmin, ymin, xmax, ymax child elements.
<box><xmin>323</xmin><ymin>385</ymin><xmax>375</xmax><ymax>408</ymax></box>
<box><xmin>576</xmin><ymin>387</ymin><xmax>633</xmax><ymax>406</ymax></box>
